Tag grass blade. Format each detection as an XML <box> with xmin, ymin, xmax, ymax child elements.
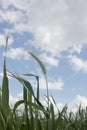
<box><xmin>28</xmin><ymin>51</ymin><xmax>46</xmax><ymax>75</ymax></box>
<box><xmin>1</xmin><ymin>36</ymin><xmax>10</xmax><ymax>116</ymax></box>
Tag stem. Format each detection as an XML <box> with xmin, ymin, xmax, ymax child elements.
<box><xmin>45</xmin><ymin>74</ymin><xmax>49</xmax><ymax>110</ymax></box>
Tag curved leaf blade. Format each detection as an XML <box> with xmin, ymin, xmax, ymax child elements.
<box><xmin>28</xmin><ymin>51</ymin><xmax>46</xmax><ymax>75</ymax></box>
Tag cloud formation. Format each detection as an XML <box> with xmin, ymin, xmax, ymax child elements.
<box><xmin>39</xmin><ymin>77</ymin><xmax>64</xmax><ymax>90</ymax></box>
<box><xmin>39</xmin><ymin>53</ymin><xmax>59</xmax><ymax>67</ymax></box>
<box><xmin>0</xmin><ymin>0</ymin><xmax>87</xmax><ymax>56</ymax></box>
<box><xmin>69</xmin><ymin>95</ymin><xmax>87</xmax><ymax>112</ymax></box>
<box><xmin>5</xmin><ymin>47</ymin><xmax>30</xmax><ymax>60</ymax></box>
<box><xmin>68</xmin><ymin>55</ymin><xmax>87</xmax><ymax>73</ymax></box>
<box><xmin>29</xmin><ymin>0</ymin><xmax>87</xmax><ymax>55</ymax></box>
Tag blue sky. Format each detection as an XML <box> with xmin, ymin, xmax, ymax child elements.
<box><xmin>0</xmin><ymin>0</ymin><xmax>87</xmax><ymax>111</ymax></box>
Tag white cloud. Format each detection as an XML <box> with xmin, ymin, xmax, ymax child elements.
<box><xmin>0</xmin><ymin>0</ymin><xmax>30</xmax><ymax>10</ymax></box>
<box><xmin>0</xmin><ymin>34</ymin><xmax>13</xmax><ymax>46</ymax></box>
<box><xmin>73</xmin><ymin>95</ymin><xmax>87</xmax><ymax>108</ymax></box>
<box><xmin>0</xmin><ymin>72</ymin><xmax>3</xmax><ymax>77</ymax></box>
<box><xmin>39</xmin><ymin>53</ymin><xmax>59</xmax><ymax>67</ymax></box>
<box><xmin>28</xmin><ymin>0</ymin><xmax>87</xmax><ymax>56</ymax></box>
<box><xmin>68</xmin><ymin>44</ymin><xmax>83</xmax><ymax>54</ymax></box>
<box><xmin>48</xmin><ymin>78</ymin><xmax>64</xmax><ymax>90</ymax></box>
<box><xmin>0</xmin><ymin>0</ymin><xmax>87</xmax><ymax>56</ymax></box>
<box><xmin>5</xmin><ymin>48</ymin><xmax>30</xmax><ymax>60</ymax></box>
<box><xmin>39</xmin><ymin>77</ymin><xmax>64</xmax><ymax>90</ymax></box>
<box><xmin>69</xmin><ymin>95</ymin><xmax>87</xmax><ymax>112</ymax></box>
<box><xmin>68</xmin><ymin>55</ymin><xmax>87</xmax><ymax>73</ymax></box>
<box><xmin>0</xmin><ymin>10</ymin><xmax>26</xmax><ymax>24</ymax></box>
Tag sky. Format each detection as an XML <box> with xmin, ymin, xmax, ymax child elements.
<box><xmin>0</xmin><ymin>0</ymin><xmax>87</xmax><ymax>111</ymax></box>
